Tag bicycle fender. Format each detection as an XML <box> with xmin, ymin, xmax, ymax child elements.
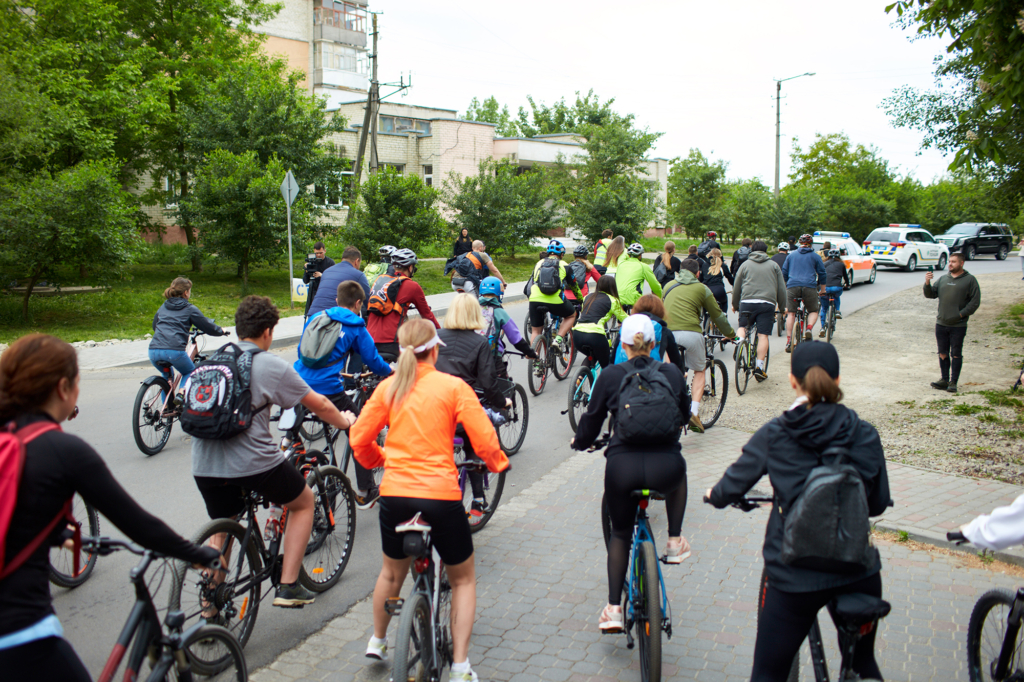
<box><xmin>140</xmin><ymin>374</ymin><xmax>172</xmax><ymax>389</ymax></box>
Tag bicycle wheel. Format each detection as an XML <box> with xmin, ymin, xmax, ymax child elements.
<box><xmin>567</xmin><ymin>365</ymin><xmax>594</xmax><ymax>433</ymax></box>
<box><xmin>454</xmin><ymin>446</ymin><xmax>507</xmax><ymax>533</ymax></box>
<box><xmin>757</xmin><ymin>568</ymin><xmax>799</xmax><ymax>682</ymax></box>
<box><xmin>49</xmin><ymin>494</ymin><xmax>100</xmax><ymax>589</ymax></box>
<box><xmin>168</xmin><ymin>519</ymin><xmax>263</xmax><ymax>655</ymax></box>
<box><xmin>175</xmin><ymin>623</ymin><xmax>248</xmax><ymax>679</ymax></box>
<box><xmin>133</xmin><ymin>379</ymin><xmax>173</xmax><ymax>456</ymax></box>
<box><xmin>967</xmin><ymin>588</ymin><xmax>1024</xmax><ymax>682</ymax></box>
<box><xmin>299</xmin><ymin>465</ymin><xmax>356</xmax><ymax>592</ymax></box>
<box><xmin>299</xmin><ymin>417</ymin><xmax>325</xmax><ymax>443</ymax></box>
<box><xmin>497</xmin><ymin>383</ymin><xmax>529</xmax><ymax>456</ymax></box>
<box><xmin>391</xmin><ymin>591</ymin><xmax>435</xmax><ymax>682</ymax></box>
<box><xmin>699</xmin><ymin>359</ymin><xmax>728</xmax><ymax>429</ymax></box>
<box><xmin>527</xmin><ymin>336</ymin><xmax>549</xmax><ymax>396</ymax></box>
<box><xmin>553</xmin><ymin>330</ymin><xmax>576</xmax><ymax>380</ymax></box>
<box><xmin>825</xmin><ymin>305</ymin><xmax>836</xmax><ymax>344</ymax></box>
<box><xmin>776</xmin><ymin>310</ymin><xmax>785</xmax><ymax>337</ymax></box>
<box><xmin>734</xmin><ymin>341</ymin><xmax>750</xmax><ymax>396</ymax></box>
<box><xmin>436</xmin><ymin>566</ymin><xmax>453</xmax><ymax>669</ymax></box>
<box><xmin>636</xmin><ymin>541</ymin><xmax>662</xmax><ymax>682</ymax></box>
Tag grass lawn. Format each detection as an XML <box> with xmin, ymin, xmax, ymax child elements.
<box><xmin>995</xmin><ymin>301</ymin><xmax>1024</xmax><ymax>338</ymax></box>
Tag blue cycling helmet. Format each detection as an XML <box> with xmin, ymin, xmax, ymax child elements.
<box><xmin>546</xmin><ymin>240</ymin><xmax>566</xmax><ymax>256</ymax></box>
<box><xmin>478</xmin><ymin>276</ymin><xmax>503</xmax><ymax>299</ymax></box>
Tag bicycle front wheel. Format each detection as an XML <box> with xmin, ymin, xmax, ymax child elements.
<box><xmin>133</xmin><ymin>379</ymin><xmax>173</xmax><ymax>456</ymax></box>
<box><xmin>553</xmin><ymin>331</ymin><xmax>576</xmax><ymax>380</ymax></box>
<box><xmin>175</xmin><ymin>623</ymin><xmax>248</xmax><ymax>680</ymax></box>
<box><xmin>169</xmin><ymin>519</ymin><xmax>263</xmax><ymax>655</ymax></box>
<box><xmin>699</xmin><ymin>359</ymin><xmax>728</xmax><ymax>429</ymax></box>
<box><xmin>49</xmin><ymin>494</ymin><xmax>100</xmax><ymax>589</ymax></box>
<box><xmin>567</xmin><ymin>365</ymin><xmax>594</xmax><ymax>433</ymax></box>
<box><xmin>392</xmin><ymin>591</ymin><xmax>435</xmax><ymax>682</ymax></box>
<box><xmin>527</xmin><ymin>336</ymin><xmax>549</xmax><ymax>396</ymax></box>
<box><xmin>636</xmin><ymin>541</ymin><xmax>662</xmax><ymax>682</ymax></box>
<box><xmin>968</xmin><ymin>588</ymin><xmax>1024</xmax><ymax>682</ymax></box>
<box><xmin>299</xmin><ymin>465</ymin><xmax>356</xmax><ymax>592</ymax></box>
<box><xmin>497</xmin><ymin>383</ymin><xmax>529</xmax><ymax>456</ymax></box>
<box><xmin>826</xmin><ymin>306</ymin><xmax>836</xmax><ymax>344</ymax></box>
<box><xmin>734</xmin><ymin>342</ymin><xmax>750</xmax><ymax>396</ymax></box>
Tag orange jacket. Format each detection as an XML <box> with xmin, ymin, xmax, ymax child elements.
<box><xmin>350</xmin><ymin>363</ymin><xmax>508</xmax><ymax>501</ymax></box>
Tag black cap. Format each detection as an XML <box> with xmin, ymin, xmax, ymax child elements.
<box><xmin>790</xmin><ymin>341</ymin><xmax>840</xmax><ymax>381</ymax></box>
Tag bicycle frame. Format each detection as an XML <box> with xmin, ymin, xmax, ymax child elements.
<box><xmin>995</xmin><ymin>589</ymin><xmax>1024</xmax><ymax>680</ymax></box>
<box><xmin>151</xmin><ymin>331</ymin><xmax>204</xmax><ymax>412</ymax></box>
<box><xmin>624</xmin><ymin>498</ymin><xmax>672</xmax><ymax>646</ymax></box>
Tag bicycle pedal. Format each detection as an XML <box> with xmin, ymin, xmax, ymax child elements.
<box><xmin>385</xmin><ymin>597</ymin><xmax>404</xmax><ymax>616</ymax></box>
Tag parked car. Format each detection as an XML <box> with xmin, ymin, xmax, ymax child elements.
<box><xmin>933</xmin><ymin>222</ymin><xmax>1015</xmax><ymax>261</ymax></box>
<box><xmin>862</xmin><ymin>224</ymin><xmax>949</xmax><ymax>272</ymax></box>
<box><xmin>810</xmin><ymin>231</ymin><xmax>877</xmax><ymax>285</ymax></box>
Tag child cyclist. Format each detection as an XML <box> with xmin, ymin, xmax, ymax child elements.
<box><xmin>476</xmin><ymin>277</ymin><xmax>538</xmax><ymax>374</ymax></box>
<box><xmin>819</xmin><ymin>248</ymin><xmax>851</xmax><ymax>337</ymax></box>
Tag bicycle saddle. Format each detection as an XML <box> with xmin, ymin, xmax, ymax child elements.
<box><xmin>828</xmin><ymin>593</ymin><xmax>891</xmax><ymax>627</ymax></box>
<box><xmin>630</xmin><ymin>489</ymin><xmax>665</xmax><ymax>501</ymax></box>
<box><xmin>396</xmin><ymin>513</ymin><xmax>432</xmax><ymax>534</ymax></box>
<box><xmin>154</xmin><ymin>360</ymin><xmax>174</xmax><ymax>371</ymax></box>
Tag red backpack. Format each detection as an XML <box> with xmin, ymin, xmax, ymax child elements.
<box><xmin>0</xmin><ymin>421</ymin><xmax>80</xmax><ymax>580</ymax></box>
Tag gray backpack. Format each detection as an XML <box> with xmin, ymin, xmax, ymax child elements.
<box><xmin>779</xmin><ymin>444</ymin><xmax>875</xmax><ymax>574</ymax></box>
<box><xmin>298</xmin><ymin>313</ymin><xmax>343</xmax><ymax>369</ymax></box>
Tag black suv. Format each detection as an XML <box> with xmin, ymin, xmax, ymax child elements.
<box><xmin>934</xmin><ymin>223</ymin><xmax>1015</xmax><ymax>260</ymax></box>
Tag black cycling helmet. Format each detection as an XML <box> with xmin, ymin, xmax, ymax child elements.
<box><xmin>573</xmin><ymin>245</ymin><xmax>589</xmax><ymax>258</ymax></box>
<box><xmin>799</xmin><ymin>234</ymin><xmax>813</xmax><ymax>246</ymax></box>
<box><xmin>390</xmin><ymin>248</ymin><xmax>418</xmax><ymax>268</ymax></box>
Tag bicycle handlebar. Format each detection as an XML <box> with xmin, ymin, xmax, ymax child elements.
<box><xmin>86</xmin><ymin>536</ymin><xmax>223</xmax><ymax>571</ymax></box>
<box><xmin>340</xmin><ymin>371</ymin><xmax>376</xmax><ymax>380</ymax></box>
<box><xmin>702</xmin><ymin>495</ymin><xmax>773</xmax><ymax>512</ymax></box>
<box><xmin>456</xmin><ymin>460</ymin><xmax>511</xmax><ymax>474</ymax></box>
<box><xmin>946</xmin><ymin>530</ymin><xmax>967</xmax><ymax>545</ymax></box>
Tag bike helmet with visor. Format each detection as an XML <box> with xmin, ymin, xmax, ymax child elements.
<box><xmin>827</xmin><ymin>248</ymin><xmax>842</xmax><ymax>258</ymax></box>
<box><xmin>390</xmin><ymin>248</ymin><xmax>418</xmax><ymax>268</ymax></box>
<box><xmin>573</xmin><ymin>245</ymin><xmax>589</xmax><ymax>258</ymax></box>
<box><xmin>799</xmin><ymin>234</ymin><xmax>813</xmax><ymax>246</ymax></box>
<box><xmin>378</xmin><ymin>245</ymin><xmax>396</xmax><ymax>261</ymax></box>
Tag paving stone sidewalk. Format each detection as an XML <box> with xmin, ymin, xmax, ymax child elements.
<box><xmin>249</xmin><ymin>425</ymin><xmax>1023</xmax><ymax>682</ymax></box>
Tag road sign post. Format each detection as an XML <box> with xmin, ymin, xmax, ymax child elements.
<box><xmin>280</xmin><ymin>170</ymin><xmax>300</xmax><ymax>309</ymax></box>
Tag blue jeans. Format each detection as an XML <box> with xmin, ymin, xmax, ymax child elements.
<box><xmin>148</xmin><ymin>349</ymin><xmax>195</xmax><ymax>383</ymax></box>
<box><xmin>819</xmin><ymin>287</ymin><xmax>843</xmax><ymax>327</ymax></box>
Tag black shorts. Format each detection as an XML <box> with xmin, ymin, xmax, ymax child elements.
<box><xmin>378</xmin><ymin>496</ymin><xmax>473</xmax><ymax>566</ymax></box>
<box><xmin>195</xmin><ymin>459</ymin><xmax>308</xmax><ymax>520</ymax></box>
<box><xmin>528</xmin><ymin>300</ymin><xmax>576</xmax><ymax>328</ymax></box>
<box><xmin>738</xmin><ymin>302</ymin><xmax>777</xmax><ymax>336</ymax></box>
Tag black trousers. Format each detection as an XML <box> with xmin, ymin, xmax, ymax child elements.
<box><xmin>752</xmin><ymin>571</ymin><xmax>883</xmax><ymax>681</ymax></box>
<box><xmin>935</xmin><ymin>324</ymin><xmax>966</xmax><ymax>357</ymax></box>
<box><xmin>0</xmin><ymin>636</ymin><xmax>91</xmax><ymax>682</ymax></box>
<box><xmin>573</xmin><ymin>330</ymin><xmax>611</xmax><ymax>369</ymax></box>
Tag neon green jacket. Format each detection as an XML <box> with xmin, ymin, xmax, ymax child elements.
<box><xmin>615</xmin><ymin>257</ymin><xmax>662</xmax><ymax>307</ymax></box>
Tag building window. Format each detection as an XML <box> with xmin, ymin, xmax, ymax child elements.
<box><xmin>379</xmin><ymin>115</ymin><xmax>431</xmax><ymax>135</ymax></box>
<box><xmin>380</xmin><ymin>163</ymin><xmax>405</xmax><ymax>175</ymax></box>
<box><xmin>423</xmin><ymin>165</ymin><xmax>433</xmax><ymax>187</ymax></box>
<box><xmin>314</xmin><ymin>0</ymin><xmax>366</xmax><ymax>33</ymax></box>
<box><xmin>315</xmin><ymin>42</ymin><xmax>367</xmax><ymax>74</ymax></box>
<box><xmin>163</xmin><ymin>176</ymin><xmax>177</xmax><ymax>207</ymax></box>
<box><xmin>315</xmin><ymin>170</ymin><xmax>355</xmax><ymax>208</ymax></box>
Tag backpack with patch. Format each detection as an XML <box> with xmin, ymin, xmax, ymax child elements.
<box><xmin>180</xmin><ymin>343</ymin><xmax>267</xmax><ymax>440</ymax></box>
<box><xmin>615</xmin><ymin>360</ymin><xmax>682</xmax><ymax>445</ymax></box>
<box><xmin>367</xmin><ymin>274</ymin><xmax>408</xmax><ymax>317</ymax></box>
<box><xmin>0</xmin><ymin>421</ymin><xmax>80</xmax><ymax>581</ymax></box>
<box><xmin>298</xmin><ymin>313</ymin><xmax>345</xmax><ymax>369</ymax></box>
<box><xmin>569</xmin><ymin>260</ymin><xmax>587</xmax><ymax>287</ymax></box>
<box><xmin>535</xmin><ymin>258</ymin><xmax>563</xmax><ymax>296</ymax></box>
<box><xmin>454</xmin><ymin>252</ymin><xmax>485</xmax><ymax>284</ymax></box>
<box><xmin>779</xmin><ymin>444</ymin><xmax>875</xmax><ymax>574</ymax></box>
<box><xmin>697</xmin><ymin>240</ymin><xmax>714</xmax><ymax>258</ymax></box>
<box><xmin>476</xmin><ymin>305</ymin><xmax>500</xmax><ymax>351</ymax></box>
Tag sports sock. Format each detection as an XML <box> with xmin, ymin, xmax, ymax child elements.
<box><xmin>691</xmin><ymin>401</ymin><xmax>700</xmax><ymax>416</ymax></box>
<box><xmin>452</xmin><ymin>659</ymin><xmax>471</xmax><ymax>673</ymax></box>
<box><xmin>357</xmin><ymin>489</ymin><xmax>367</xmax><ymax>497</ymax></box>
<box><xmin>755</xmin><ymin>359</ymin><xmax>765</xmax><ymax>370</ymax></box>
<box><xmin>939</xmin><ymin>356</ymin><xmax>950</xmax><ymax>382</ymax></box>
<box><xmin>369</xmin><ymin>635</ymin><xmax>386</xmax><ymax>647</ymax></box>
<box><xmin>951</xmin><ymin>356</ymin><xmax>963</xmax><ymax>384</ymax></box>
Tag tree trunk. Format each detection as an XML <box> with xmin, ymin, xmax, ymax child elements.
<box><xmin>79</xmin><ymin>264</ymin><xmax>87</xmax><ymax>279</ymax></box>
<box><xmin>179</xmin><ymin>166</ymin><xmax>201</xmax><ymax>272</ymax></box>
<box><xmin>241</xmin><ymin>257</ymin><xmax>249</xmax><ymax>291</ymax></box>
<box><xmin>21</xmin><ymin>269</ymin><xmax>42</xmax><ymax>321</ymax></box>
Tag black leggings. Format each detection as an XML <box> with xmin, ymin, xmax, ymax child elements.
<box><xmin>573</xmin><ymin>330</ymin><xmax>611</xmax><ymax>368</ymax></box>
<box><xmin>604</xmin><ymin>452</ymin><xmax>687</xmax><ymax>604</ymax></box>
<box><xmin>707</xmin><ymin>284</ymin><xmax>728</xmax><ymax>315</ymax></box>
<box><xmin>752</xmin><ymin>571</ymin><xmax>883</xmax><ymax>681</ymax></box>
<box><xmin>0</xmin><ymin>636</ymin><xmax>91</xmax><ymax>682</ymax></box>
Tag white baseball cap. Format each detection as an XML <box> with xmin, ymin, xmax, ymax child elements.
<box><xmin>620</xmin><ymin>314</ymin><xmax>655</xmax><ymax>346</ymax></box>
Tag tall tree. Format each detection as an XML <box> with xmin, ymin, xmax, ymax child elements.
<box><xmin>463</xmin><ymin>97</ymin><xmax>519</xmax><ymax>137</ymax></box>
<box><xmin>788</xmin><ymin>133</ymin><xmax>894</xmax><ymax>192</ymax></box>
<box><xmin>667</xmin><ymin>149</ymin><xmax>728</xmax><ymax>238</ymax></box>
<box><xmin>344</xmin><ymin>167</ymin><xmax>447</xmax><ymax>259</ymax></box>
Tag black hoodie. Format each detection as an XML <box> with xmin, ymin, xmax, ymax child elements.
<box><xmin>150</xmin><ymin>297</ymin><xmax>224</xmax><ymax>351</ymax></box>
<box><xmin>709</xmin><ymin>402</ymin><xmax>891</xmax><ymax>592</ymax></box>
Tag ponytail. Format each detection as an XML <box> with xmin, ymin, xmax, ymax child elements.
<box><xmin>385</xmin><ymin>319</ymin><xmax>437</xmax><ymax>407</ymax></box>
<box><xmin>798</xmin><ymin>366</ymin><xmax>843</xmax><ymax>406</ymax></box>
<box><xmin>164</xmin><ymin>277</ymin><xmax>192</xmax><ymax>299</ymax></box>
<box><xmin>661</xmin><ymin>241</ymin><xmax>675</xmax><ymax>268</ymax></box>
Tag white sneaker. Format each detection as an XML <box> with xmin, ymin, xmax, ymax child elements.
<box><xmin>365</xmin><ymin>637</ymin><xmax>387</xmax><ymax>661</ymax></box>
<box><xmin>451</xmin><ymin>666</ymin><xmax>479</xmax><ymax>681</ymax></box>
<box><xmin>664</xmin><ymin>537</ymin><xmax>692</xmax><ymax>564</ymax></box>
<box><xmin>599</xmin><ymin>604</ymin><xmax>624</xmax><ymax>634</ymax></box>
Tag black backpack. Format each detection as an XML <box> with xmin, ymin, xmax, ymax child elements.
<box><xmin>615</xmin><ymin>360</ymin><xmax>682</xmax><ymax>445</ymax></box>
<box><xmin>535</xmin><ymin>258</ymin><xmax>563</xmax><ymax>295</ymax></box>
<box><xmin>569</xmin><ymin>260</ymin><xmax>587</xmax><ymax>287</ymax></box>
<box><xmin>779</xmin><ymin>444</ymin><xmax>875</xmax><ymax>574</ymax></box>
<box><xmin>180</xmin><ymin>343</ymin><xmax>268</xmax><ymax>440</ymax></box>
<box><xmin>454</xmin><ymin>252</ymin><xmax>485</xmax><ymax>284</ymax></box>
<box><xmin>733</xmin><ymin>245</ymin><xmax>750</xmax><ymax>268</ymax></box>
<box><xmin>697</xmin><ymin>240</ymin><xmax>714</xmax><ymax>258</ymax></box>
<box><xmin>652</xmin><ymin>257</ymin><xmax>671</xmax><ymax>285</ymax></box>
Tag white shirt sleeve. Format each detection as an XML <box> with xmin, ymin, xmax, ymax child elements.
<box><xmin>962</xmin><ymin>493</ymin><xmax>1024</xmax><ymax>550</ymax></box>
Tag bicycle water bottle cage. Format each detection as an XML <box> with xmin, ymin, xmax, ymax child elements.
<box><xmin>398</xmin><ymin>513</ymin><xmax>432</xmax><ymax>559</ymax></box>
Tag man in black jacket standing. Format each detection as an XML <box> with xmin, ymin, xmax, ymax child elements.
<box><xmin>302</xmin><ymin>242</ymin><xmax>335</xmax><ymax>317</ymax></box>
<box><xmin>924</xmin><ymin>252</ymin><xmax>981</xmax><ymax>393</ymax></box>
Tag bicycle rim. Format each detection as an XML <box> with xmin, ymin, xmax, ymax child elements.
<box><xmin>392</xmin><ymin>591</ymin><xmax>434</xmax><ymax>682</ymax></box>
<box><xmin>826</xmin><ymin>309</ymin><xmax>835</xmax><ymax>344</ymax></box>
<box><xmin>437</xmin><ymin>567</ymin><xmax>453</xmax><ymax>669</ymax></box>
<box><xmin>553</xmin><ymin>331</ymin><xmax>576</xmax><ymax>380</ymax></box>
<box><xmin>133</xmin><ymin>381</ymin><xmax>172</xmax><ymax>456</ymax></box>
<box><xmin>497</xmin><ymin>384</ymin><xmax>529</xmax><ymax>456</ymax></box>
<box><xmin>175</xmin><ymin>624</ymin><xmax>248</xmax><ymax>680</ymax></box>
<box><xmin>527</xmin><ymin>337</ymin><xmax>549</xmax><ymax>396</ymax></box>
<box><xmin>567</xmin><ymin>366</ymin><xmax>593</xmax><ymax>433</ymax></box>
<box><xmin>637</xmin><ymin>541</ymin><xmax>662</xmax><ymax>682</ymax></box>
<box><xmin>967</xmin><ymin>588</ymin><xmax>1024</xmax><ymax>682</ymax></box>
<box><xmin>734</xmin><ymin>343</ymin><xmax>749</xmax><ymax>396</ymax></box>
<box><xmin>299</xmin><ymin>466</ymin><xmax>356</xmax><ymax>592</ymax></box>
<box><xmin>699</xmin><ymin>359</ymin><xmax>728</xmax><ymax>429</ymax></box>
<box><xmin>49</xmin><ymin>495</ymin><xmax>100</xmax><ymax>588</ymax></box>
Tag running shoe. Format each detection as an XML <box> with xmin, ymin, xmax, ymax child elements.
<box><xmin>804</xmin><ymin>330</ymin><xmax>813</xmax><ymax>341</ymax></box>
<box><xmin>785</xmin><ymin>339</ymin><xmax>792</xmax><ymax>353</ymax></box>
<box><xmin>819</xmin><ymin>329</ymin><xmax>826</xmax><ymax>338</ymax></box>
<box><xmin>469</xmin><ymin>500</ymin><xmax>487</xmax><ymax>518</ymax></box>
<box><xmin>688</xmin><ymin>414</ymin><xmax>704</xmax><ymax>434</ymax></box>
<box><xmin>451</xmin><ymin>667</ymin><xmax>480</xmax><ymax>682</ymax></box>
<box><xmin>355</xmin><ymin>487</ymin><xmax>380</xmax><ymax>510</ymax></box>
<box><xmin>836</xmin><ymin>312</ymin><xmax>843</xmax><ymax>320</ymax></box>
<box><xmin>599</xmin><ymin>604</ymin><xmax>624</xmax><ymax>634</ymax></box>
<box><xmin>273</xmin><ymin>582</ymin><xmax>315</xmax><ymax>608</ymax></box>
<box><xmin>664</xmin><ymin>537</ymin><xmax>692</xmax><ymax>564</ymax></box>
<box><xmin>752</xmin><ymin>367</ymin><xmax>767</xmax><ymax>382</ymax></box>
<box><xmin>365</xmin><ymin>637</ymin><xmax>387</xmax><ymax>661</ymax></box>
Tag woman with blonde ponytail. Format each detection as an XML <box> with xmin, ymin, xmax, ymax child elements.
<box><xmin>351</xmin><ymin>318</ymin><xmax>509</xmax><ymax>680</ymax></box>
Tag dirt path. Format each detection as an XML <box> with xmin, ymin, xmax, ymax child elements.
<box><xmin>717</xmin><ymin>271</ymin><xmax>1024</xmax><ymax>483</ymax></box>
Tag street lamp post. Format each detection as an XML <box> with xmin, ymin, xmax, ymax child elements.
<box><xmin>774</xmin><ymin>72</ymin><xmax>815</xmax><ymax>200</ymax></box>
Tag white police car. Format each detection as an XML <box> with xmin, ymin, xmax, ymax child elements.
<box><xmin>862</xmin><ymin>224</ymin><xmax>949</xmax><ymax>272</ymax></box>
<box><xmin>811</xmin><ymin>231</ymin><xmax>877</xmax><ymax>285</ymax></box>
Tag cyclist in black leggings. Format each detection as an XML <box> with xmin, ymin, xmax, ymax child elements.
<box><xmin>571</xmin><ymin>315</ymin><xmax>691</xmax><ymax>633</ymax></box>
<box><xmin>571</xmin><ymin>276</ymin><xmax>626</xmax><ymax>369</ymax></box>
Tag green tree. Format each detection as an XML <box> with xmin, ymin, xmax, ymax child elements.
<box><xmin>768</xmin><ymin>185</ymin><xmax>826</xmax><ymax>245</ymax></box>
<box><xmin>713</xmin><ymin>179</ymin><xmax>773</xmax><ymax>243</ymax></box>
<box><xmin>789</xmin><ymin>133</ymin><xmax>894</xmax><ymax>192</ymax></box>
<box><xmin>515</xmin><ymin>90</ymin><xmax>617</xmax><ymax>138</ymax></box>
<box><xmin>463</xmin><ymin>97</ymin><xmax>518</xmax><ymax>137</ymax></box>
<box><xmin>0</xmin><ymin>160</ymin><xmax>140</xmax><ymax>318</ymax></box>
<box><xmin>444</xmin><ymin>160</ymin><xmax>559</xmax><ymax>256</ymax></box>
<box><xmin>344</xmin><ymin>168</ymin><xmax>447</xmax><ymax>259</ymax></box>
<box><xmin>570</xmin><ymin>175</ymin><xmax>658</xmax><ymax>245</ymax></box>
<box><xmin>667</xmin><ymin>149</ymin><xmax>728</xmax><ymax>238</ymax></box>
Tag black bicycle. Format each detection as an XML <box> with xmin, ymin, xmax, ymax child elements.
<box><xmin>528</xmin><ymin>311</ymin><xmax>576</xmax><ymax>395</ymax></box>
<box><xmin>734</xmin><ymin>319</ymin><xmax>770</xmax><ymax>395</ymax></box>
<box><xmin>90</xmin><ymin>537</ymin><xmax>246</xmax><ymax>681</ymax></box>
<box><xmin>49</xmin><ymin>493</ymin><xmax>100</xmax><ymax>589</ymax></box>
<box><xmin>698</xmin><ymin>327</ymin><xmax>730</xmax><ymax>429</ymax></box>
<box><xmin>822</xmin><ymin>291</ymin><xmax>839</xmax><ymax>344</ymax></box>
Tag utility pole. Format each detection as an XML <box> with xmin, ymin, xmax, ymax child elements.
<box><xmin>773</xmin><ymin>72</ymin><xmax>815</xmax><ymax>200</ymax></box>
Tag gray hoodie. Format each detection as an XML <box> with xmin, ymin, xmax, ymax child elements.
<box><xmin>731</xmin><ymin>251</ymin><xmax>787</xmax><ymax>310</ymax></box>
<box><xmin>150</xmin><ymin>297</ymin><xmax>224</xmax><ymax>350</ymax></box>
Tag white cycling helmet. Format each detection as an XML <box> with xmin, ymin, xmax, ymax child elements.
<box><xmin>626</xmin><ymin>242</ymin><xmax>644</xmax><ymax>257</ymax></box>
<box><xmin>390</xmin><ymin>248</ymin><xmax>418</xmax><ymax>268</ymax></box>
<box><xmin>777</xmin><ymin>242</ymin><xmax>790</xmax><ymax>251</ymax></box>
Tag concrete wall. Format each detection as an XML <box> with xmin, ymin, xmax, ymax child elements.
<box><xmin>264</xmin><ymin>35</ymin><xmax>312</xmax><ymax>89</ymax></box>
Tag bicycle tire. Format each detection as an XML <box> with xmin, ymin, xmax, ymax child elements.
<box><xmin>826</xmin><ymin>305</ymin><xmax>835</xmax><ymax>344</ymax></box>
<box><xmin>636</xmin><ymin>541</ymin><xmax>662</xmax><ymax>682</ymax></box>
<box><xmin>553</xmin><ymin>330</ymin><xmax>576</xmax><ymax>380</ymax></box>
<box><xmin>567</xmin><ymin>365</ymin><xmax>594</xmax><ymax>433</ymax></box>
<box><xmin>299</xmin><ymin>465</ymin><xmax>356</xmax><ymax>592</ymax></box>
<box><xmin>168</xmin><ymin>518</ymin><xmax>263</xmax><ymax>655</ymax></box>
<box><xmin>299</xmin><ymin>419</ymin><xmax>325</xmax><ymax>443</ymax></box>
<box><xmin>967</xmin><ymin>588</ymin><xmax>1024</xmax><ymax>682</ymax></box>
<box><xmin>174</xmin><ymin>623</ymin><xmax>248</xmax><ymax>680</ymax></box>
<box><xmin>776</xmin><ymin>310</ymin><xmax>785</xmax><ymax>337</ymax></box>
<box><xmin>436</xmin><ymin>566</ymin><xmax>453</xmax><ymax>669</ymax></box>
<box><xmin>454</xmin><ymin>446</ymin><xmax>507</xmax><ymax>533</ymax></box>
<box><xmin>698</xmin><ymin>359</ymin><xmax>728</xmax><ymax>429</ymax></box>
<box><xmin>734</xmin><ymin>341</ymin><xmax>750</xmax><ymax>396</ymax></box>
<box><xmin>497</xmin><ymin>382</ymin><xmax>528</xmax><ymax>456</ymax></box>
<box><xmin>49</xmin><ymin>494</ymin><xmax>100</xmax><ymax>589</ymax></box>
<box><xmin>527</xmin><ymin>336</ymin><xmax>549</xmax><ymax>396</ymax></box>
<box><xmin>133</xmin><ymin>379</ymin><xmax>173</xmax><ymax>456</ymax></box>
<box><xmin>391</xmin><ymin>591</ymin><xmax>435</xmax><ymax>682</ymax></box>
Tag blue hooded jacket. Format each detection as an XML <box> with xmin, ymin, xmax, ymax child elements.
<box><xmin>293</xmin><ymin>307</ymin><xmax>391</xmax><ymax>395</ymax></box>
<box><xmin>781</xmin><ymin>247</ymin><xmax>826</xmax><ymax>289</ymax></box>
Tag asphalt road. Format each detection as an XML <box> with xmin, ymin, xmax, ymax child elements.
<box><xmin>56</xmin><ymin>256</ymin><xmax>1021</xmax><ymax>677</ymax></box>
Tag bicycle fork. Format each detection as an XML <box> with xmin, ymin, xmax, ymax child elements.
<box><xmin>995</xmin><ymin>590</ymin><xmax>1024</xmax><ymax>680</ymax></box>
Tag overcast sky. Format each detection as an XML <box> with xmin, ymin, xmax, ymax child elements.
<box><xmin>371</xmin><ymin>0</ymin><xmax>952</xmax><ymax>187</ymax></box>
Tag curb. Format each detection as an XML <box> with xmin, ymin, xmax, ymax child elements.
<box><xmin>874</xmin><ymin>522</ymin><xmax>1024</xmax><ymax>570</ymax></box>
